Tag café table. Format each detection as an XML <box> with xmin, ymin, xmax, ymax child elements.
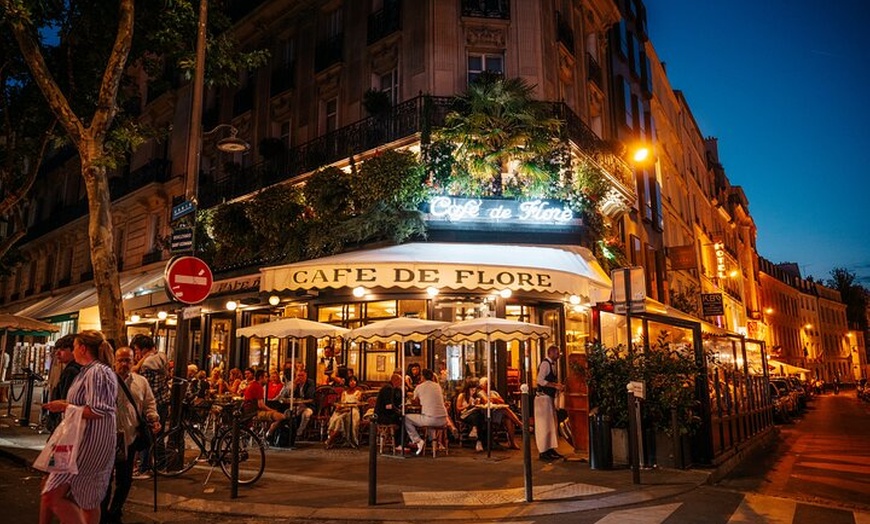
<box><xmin>333</xmin><ymin>400</ymin><xmax>363</xmax><ymax>448</ymax></box>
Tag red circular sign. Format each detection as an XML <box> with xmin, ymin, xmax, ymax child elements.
<box><xmin>164</xmin><ymin>256</ymin><xmax>214</xmax><ymax>304</ymax></box>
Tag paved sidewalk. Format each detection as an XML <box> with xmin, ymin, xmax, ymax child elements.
<box><xmin>0</xmin><ymin>412</ymin><xmax>714</xmax><ymax>522</ymax></box>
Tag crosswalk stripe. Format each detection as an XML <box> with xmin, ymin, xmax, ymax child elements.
<box><xmin>594</xmin><ymin>502</ymin><xmax>682</xmax><ymax>524</ymax></box>
<box><xmin>727</xmin><ymin>493</ymin><xmax>796</xmax><ymax>523</ymax></box>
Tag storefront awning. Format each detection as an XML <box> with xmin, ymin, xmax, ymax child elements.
<box><xmin>259</xmin><ymin>242</ymin><xmax>612</xmax><ymax>302</ymax></box>
<box><xmin>12</xmin><ymin>269</ymin><xmax>165</xmax><ymax>320</ymax></box>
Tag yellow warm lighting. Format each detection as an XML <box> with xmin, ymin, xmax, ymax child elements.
<box><xmin>632</xmin><ymin>147</ymin><xmax>650</xmax><ymax>163</ymax></box>
<box><xmin>157</xmin><ymin>311</ymin><xmax>168</xmax><ymax>320</ymax></box>
<box><xmin>499</xmin><ymin>289</ymin><xmax>513</xmax><ymax>298</ymax></box>
<box><xmin>268</xmin><ymin>295</ymin><xmax>281</xmax><ymax>306</ymax></box>
<box><xmin>765</xmin><ymin>308</ymin><xmax>774</xmax><ymax>314</ymax></box>
<box><xmin>226</xmin><ymin>300</ymin><xmax>238</xmax><ymax>311</ymax></box>
<box><xmin>130</xmin><ymin>314</ymin><xmax>141</xmax><ymax>323</ymax></box>
<box><xmin>352</xmin><ymin>286</ymin><xmax>367</xmax><ymax>298</ymax></box>
<box><xmin>729</xmin><ymin>270</ymin><xmax>739</xmax><ymax>278</ymax></box>
<box><xmin>426</xmin><ymin>287</ymin><xmax>440</xmax><ymax>297</ymax></box>
<box><xmin>804</xmin><ymin>324</ymin><xmax>812</xmax><ymax>330</ymax></box>
<box><xmin>569</xmin><ymin>295</ymin><xmax>581</xmax><ymax>305</ymax></box>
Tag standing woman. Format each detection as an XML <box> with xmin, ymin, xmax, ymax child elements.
<box><xmin>40</xmin><ymin>330</ymin><xmax>117</xmax><ymax>524</ymax></box>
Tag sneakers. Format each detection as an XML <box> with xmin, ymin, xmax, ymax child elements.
<box><xmin>414</xmin><ymin>441</ymin><xmax>425</xmax><ymax>456</ymax></box>
<box><xmin>132</xmin><ymin>471</ymin><xmax>152</xmax><ymax>480</ymax></box>
<box><xmin>468</xmin><ymin>427</ymin><xmax>478</xmax><ymax>439</ymax></box>
<box><xmin>475</xmin><ymin>440</ymin><xmax>484</xmax><ymax>452</ymax></box>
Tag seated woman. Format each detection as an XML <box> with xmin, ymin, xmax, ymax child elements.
<box><xmin>227</xmin><ymin>368</ymin><xmax>243</xmax><ymax>395</ymax></box>
<box><xmin>266</xmin><ymin>370</ymin><xmax>284</xmax><ymax>410</ymax></box>
<box><xmin>478</xmin><ymin>377</ymin><xmax>519</xmax><ymax>449</ymax></box>
<box><xmin>208</xmin><ymin>368</ymin><xmax>227</xmax><ymax>396</ymax></box>
<box><xmin>405</xmin><ymin>363</ymin><xmax>422</xmax><ymax>392</ymax></box>
<box><xmin>456</xmin><ymin>378</ymin><xmax>487</xmax><ymax>452</ymax></box>
<box><xmin>325</xmin><ymin>375</ymin><xmax>363</xmax><ymax>448</ymax></box>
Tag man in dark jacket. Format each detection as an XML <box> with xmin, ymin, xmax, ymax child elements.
<box><xmin>375</xmin><ymin>371</ymin><xmax>404</xmax><ymax>448</ymax></box>
<box><xmin>46</xmin><ymin>334</ymin><xmax>79</xmax><ymax>433</ymax></box>
<box><xmin>278</xmin><ymin>368</ymin><xmax>316</xmax><ymax>440</ymax></box>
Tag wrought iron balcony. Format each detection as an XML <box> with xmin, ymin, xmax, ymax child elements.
<box><xmin>315</xmin><ymin>33</ymin><xmax>344</xmax><ymax>73</ymax></box>
<box><xmin>556</xmin><ymin>11</ymin><xmax>575</xmax><ymax>56</ymax></box>
<box><xmin>368</xmin><ymin>0</ymin><xmax>402</xmax><ymax>45</ymax></box>
<box><xmin>461</xmin><ymin>0</ymin><xmax>510</xmax><ymax>19</ymax></box>
<box><xmin>198</xmin><ymin>95</ymin><xmax>633</xmax><ymax>209</ymax></box>
<box><xmin>109</xmin><ymin>159</ymin><xmax>172</xmax><ymax>200</ymax></box>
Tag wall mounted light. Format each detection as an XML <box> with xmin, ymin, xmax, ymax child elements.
<box><xmin>226</xmin><ymin>300</ymin><xmax>238</xmax><ymax>311</ymax></box>
<box><xmin>352</xmin><ymin>286</ymin><xmax>367</xmax><ymax>298</ymax></box>
<box><xmin>426</xmin><ymin>287</ymin><xmax>440</xmax><ymax>297</ymax></box>
<box><xmin>499</xmin><ymin>289</ymin><xmax>512</xmax><ymax>299</ymax></box>
<box><xmin>130</xmin><ymin>314</ymin><xmax>141</xmax><ymax>323</ymax></box>
<box><xmin>569</xmin><ymin>295</ymin><xmax>581</xmax><ymax>305</ymax></box>
<box><xmin>157</xmin><ymin>311</ymin><xmax>168</xmax><ymax>320</ymax></box>
<box><xmin>268</xmin><ymin>295</ymin><xmax>281</xmax><ymax>306</ymax></box>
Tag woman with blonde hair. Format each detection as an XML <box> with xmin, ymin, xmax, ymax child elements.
<box><xmin>40</xmin><ymin>330</ymin><xmax>117</xmax><ymax>524</ymax></box>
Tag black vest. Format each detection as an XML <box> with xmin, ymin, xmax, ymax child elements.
<box><xmin>538</xmin><ymin>358</ymin><xmax>557</xmax><ymax>397</ymax></box>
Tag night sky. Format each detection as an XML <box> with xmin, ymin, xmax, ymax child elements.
<box><xmin>645</xmin><ymin>1</ymin><xmax>870</xmax><ymax>286</ymax></box>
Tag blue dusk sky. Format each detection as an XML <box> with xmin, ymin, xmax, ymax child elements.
<box><xmin>645</xmin><ymin>1</ymin><xmax>870</xmax><ymax>286</ymax></box>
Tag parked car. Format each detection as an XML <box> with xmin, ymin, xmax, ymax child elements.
<box><xmin>769</xmin><ymin>381</ymin><xmax>792</xmax><ymax>423</ymax></box>
<box><xmin>770</xmin><ymin>378</ymin><xmax>800</xmax><ymax>416</ymax></box>
<box><xmin>785</xmin><ymin>377</ymin><xmax>809</xmax><ymax>410</ymax></box>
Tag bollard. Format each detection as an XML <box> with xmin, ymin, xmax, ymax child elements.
<box><xmin>627</xmin><ymin>391</ymin><xmax>640</xmax><ymax>484</ymax></box>
<box><xmin>521</xmin><ymin>383</ymin><xmax>532</xmax><ymax>502</ymax></box>
<box><xmin>368</xmin><ymin>417</ymin><xmax>378</xmax><ymax>506</ymax></box>
<box><xmin>18</xmin><ymin>368</ymin><xmax>41</xmax><ymax>427</ymax></box>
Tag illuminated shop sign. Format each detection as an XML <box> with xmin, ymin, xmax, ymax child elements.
<box><xmin>286</xmin><ymin>265</ymin><xmax>553</xmax><ymax>289</ymax></box>
<box><xmin>424</xmin><ymin>196</ymin><xmax>579</xmax><ymax>227</ymax></box>
<box><xmin>714</xmin><ymin>241</ymin><xmax>727</xmax><ymax>279</ymax></box>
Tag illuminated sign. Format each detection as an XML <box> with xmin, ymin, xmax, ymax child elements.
<box><xmin>425</xmin><ymin>196</ymin><xmax>578</xmax><ymax>225</ymax></box>
<box><xmin>714</xmin><ymin>242</ymin><xmax>727</xmax><ymax>279</ymax></box>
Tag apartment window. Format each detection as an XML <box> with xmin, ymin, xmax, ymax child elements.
<box><xmin>467</xmin><ymin>53</ymin><xmax>504</xmax><ymax>84</ymax></box>
<box><xmin>280</xmin><ymin>121</ymin><xmax>292</xmax><ymax>148</ymax></box>
<box><xmin>379</xmin><ymin>68</ymin><xmax>400</xmax><ymax>105</ymax></box>
<box><xmin>325</xmin><ymin>8</ymin><xmax>343</xmax><ymax>38</ymax></box>
<box><xmin>148</xmin><ymin>213</ymin><xmax>163</xmax><ymax>253</ymax></box>
<box><xmin>615</xmin><ymin>21</ymin><xmax>628</xmax><ymax>58</ymax></box>
<box><xmin>324</xmin><ymin>98</ymin><xmax>338</xmax><ymax>133</ymax></box>
<box><xmin>44</xmin><ymin>254</ymin><xmax>55</xmax><ymax>289</ymax></box>
<box><xmin>616</xmin><ymin>76</ymin><xmax>633</xmax><ymax>130</ymax></box>
<box><xmin>630</xmin><ymin>235</ymin><xmax>643</xmax><ymax>266</ymax></box>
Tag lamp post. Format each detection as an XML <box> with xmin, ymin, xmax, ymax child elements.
<box><xmin>171</xmin><ymin>0</ymin><xmax>248</xmax><ymax>433</ymax></box>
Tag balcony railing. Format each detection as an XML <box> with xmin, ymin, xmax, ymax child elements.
<box><xmin>368</xmin><ymin>0</ymin><xmax>402</xmax><ymax>45</ymax></box>
<box><xmin>461</xmin><ymin>0</ymin><xmax>510</xmax><ymax>19</ymax></box>
<box><xmin>233</xmin><ymin>82</ymin><xmax>255</xmax><ymax>116</ymax></box>
<box><xmin>109</xmin><ymin>159</ymin><xmax>172</xmax><ymax>200</ymax></box>
<box><xmin>556</xmin><ymin>11</ymin><xmax>575</xmax><ymax>56</ymax></box>
<box><xmin>199</xmin><ymin>94</ymin><xmax>633</xmax><ymax>209</ymax></box>
<box><xmin>315</xmin><ymin>33</ymin><xmax>344</xmax><ymax>73</ymax></box>
<box><xmin>199</xmin><ymin>95</ymin><xmax>453</xmax><ymax>208</ymax></box>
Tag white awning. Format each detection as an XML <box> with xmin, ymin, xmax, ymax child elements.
<box><xmin>260</xmin><ymin>243</ymin><xmax>612</xmax><ymax>302</ymax></box>
<box><xmin>12</xmin><ymin>269</ymin><xmax>165</xmax><ymax>320</ymax></box>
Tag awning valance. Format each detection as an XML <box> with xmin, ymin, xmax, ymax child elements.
<box><xmin>12</xmin><ymin>269</ymin><xmax>165</xmax><ymax>320</ymax></box>
<box><xmin>259</xmin><ymin>243</ymin><xmax>612</xmax><ymax>302</ymax></box>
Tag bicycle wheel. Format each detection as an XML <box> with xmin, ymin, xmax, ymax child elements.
<box><xmin>153</xmin><ymin>426</ymin><xmax>201</xmax><ymax>476</ymax></box>
<box><xmin>216</xmin><ymin>427</ymin><xmax>266</xmax><ymax>485</ymax></box>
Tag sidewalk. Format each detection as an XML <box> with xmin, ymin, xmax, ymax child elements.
<box><xmin>0</xmin><ymin>411</ymin><xmax>714</xmax><ymax>522</ymax></box>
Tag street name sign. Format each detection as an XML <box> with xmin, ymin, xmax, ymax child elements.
<box><xmin>171</xmin><ymin>200</ymin><xmax>196</xmax><ymax>223</ymax></box>
<box><xmin>170</xmin><ymin>228</ymin><xmax>194</xmax><ymax>253</ymax></box>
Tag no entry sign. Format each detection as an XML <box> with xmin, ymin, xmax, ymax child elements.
<box><xmin>164</xmin><ymin>256</ymin><xmax>214</xmax><ymax>304</ymax></box>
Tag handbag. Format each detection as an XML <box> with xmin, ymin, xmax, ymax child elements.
<box><xmin>33</xmin><ymin>404</ymin><xmax>86</xmax><ymax>474</ymax></box>
<box><xmin>117</xmin><ymin>375</ymin><xmax>153</xmax><ymax>453</ymax></box>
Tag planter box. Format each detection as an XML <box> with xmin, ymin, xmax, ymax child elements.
<box><xmin>654</xmin><ymin>431</ymin><xmax>692</xmax><ymax>469</ymax></box>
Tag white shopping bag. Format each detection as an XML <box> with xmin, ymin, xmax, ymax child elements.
<box><xmin>33</xmin><ymin>404</ymin><xmax>86</xmax><ymax>474</ymax></box>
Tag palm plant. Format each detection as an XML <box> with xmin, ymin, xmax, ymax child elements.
<box><xmin>435</xmin><ymin>73</ymin><xmax>562</xmax><ymax>196</ymax></box>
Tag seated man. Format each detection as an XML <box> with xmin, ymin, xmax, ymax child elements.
<box><xmin>243</xmin><ymin>369</ymin><xmax>285</xmax><ymax>440</ymax></box>
<box><xmin>277</xmin><ymin>368</ymin><xmax>316</xmax><ymax>440</ymax></box>
<box><xmin>375</xmin><ymin>371</ymin><xmax>404</xmax><ymax>447</ymax></box>
<box><xmin>403</xmin><ymin>368</ymin><xmax>449</xmax><ymax>455</ymax></box>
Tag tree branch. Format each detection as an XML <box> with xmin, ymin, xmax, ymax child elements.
<box><xmin>90</xmin><ymin>0</ymin><xmax>135</xmax><ymax>139</ymax></box>
<box><xmin>1</xmin><ymin>0</ymin><xmax>85</xmax><ymax>147</ymax></box>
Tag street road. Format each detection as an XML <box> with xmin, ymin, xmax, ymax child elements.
<box><xmin>1</xmin><ymin>391</ymin><xmax>867</xmax><ymax>523</ymax></box>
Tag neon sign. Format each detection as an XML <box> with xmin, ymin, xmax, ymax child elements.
<box><xmin>426</xmin><ymin>196</ymin><xmax>576</xmax><ymax>225</ymax></box>
<box><xmin>714</xmin><ymin>241</ymin><xmax>727</xmax><ymax>279</ymax></box>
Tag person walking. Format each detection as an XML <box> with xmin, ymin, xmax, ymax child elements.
<box><xmin>130</xmin><ymin>334</ymin><xmax>168</xmax><ymax>478</ymax></box>
<box><xmin>535</xmin><ymin>344</ymin><xmax>564</xmax><ymax>461</ymax></box>
<box><xmin>101</xmin><ymin>346</ymin><xmax>161</xmax><ymax>524</ymax></box>
<box><xmin>45</xmin><ymin>335</ymin><xmax>80</xmax><ymax>433</ymax></box>
<box><xmin>40</xmin><ymin>330</ymin><xmax>117</xmax><ymax>524</ymax></box>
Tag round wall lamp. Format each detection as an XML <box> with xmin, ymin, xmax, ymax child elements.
<box><xmin>568</xmin><ymin>295</ymin><xmax>581</xmax><ymax>305</ymax></box>
<box><xmin>499</xmin><ymin>289</ymin><xmax>512</xmax><ymax>299</ymax></box>
<box><xmin>268</xmin><ymin>295</ymin><xmax>281</xmax><ymax>306</ymax></box>
<box><xmin>226</xmin><ymin>300</ymin><xmax>238</xmax><ymax>311</ymax></box>
<box><xmin>426</xmin><ymin>287</ymin><xmax>440</xmax><ymax>297</ymax></box>
<box><xmin>352</xmin><ymin>286</ymin><xmax>367</xmax><ymax>298</ymax></box>
<box><xmin>130</xmin><ymin>314</ymin><xmax>141</xmax><ymax>323</ymax></box>
<box><xmin>157</xmin><ymin>311</ymin><xmax>168</xmax><ymax>320</ymax></box>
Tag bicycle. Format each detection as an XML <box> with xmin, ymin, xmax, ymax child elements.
<box><xmin>152</xmin><ymin>397</ymin><xmax>266</xmax><ymax>485</ymax></box>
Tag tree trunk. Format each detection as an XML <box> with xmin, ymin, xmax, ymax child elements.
<box><xmin>81</xmin><ymin>144</ymin><xmax>125</xmax><ymax>347</ymax></box>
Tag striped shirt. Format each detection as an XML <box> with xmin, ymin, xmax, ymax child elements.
<box><xmin>43</xmin><ymin>360</ymin><xmax>117</xmax><ymax>510</ymax></box>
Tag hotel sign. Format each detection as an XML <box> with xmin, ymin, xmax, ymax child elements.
<box><xmin>424</xmin><ymin>196</ymin><xmax>581</xmax><ymax>230</ymax></box>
